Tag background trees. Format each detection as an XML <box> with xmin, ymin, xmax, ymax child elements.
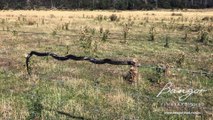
<box><xmin>0</xmin><ymin>0</ymin><xmax>212</xmax><ymax>10</ymax></box>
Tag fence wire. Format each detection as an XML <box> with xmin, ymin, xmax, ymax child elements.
<box><xmin>137</xmin><ymin>64</ymin><xmax>213</xmax><ymax>77</ymax></box>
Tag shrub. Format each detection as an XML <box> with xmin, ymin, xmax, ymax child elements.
<box><xmin>96</xmin><ymin>15</ymin><xmax>104</xmax><ymax>21</ymax></box>
<box><xmin>101</xmin><ymin>29</ymin><xmax>110</xmax><ymax>42</ymax></box>
<box><xmin>99</xmin><ymin>27</ymin><xmax>103</xmax><ymax>34</ymax></box>
<box><xmin>41</xmin><ymin>18</ymin><xmax>45</xmax><ymax>25</ymax></box>
<box><xmin>79</xmin><ymin>26</ymin><xmax>97</xmax><ymax>54</ymax></box>
<box><xmin>62</xmin><ymin>22</ymin><xmax>70</xmax><ymax>30</ymax></box>
<box><xmin>197</xmin><ymin>30</ymin><xmax>208</xmax><ymax>44</ymax></box>
<box><xmin>171</xmin><ymin>13</ymin><xmax>183</xmax><ymax>16</ymax></box>
<box><xmin>123</xmin><ymin>24</ymin><xmax>130</xmax><ymax>43</ymax></box>
<box><xmin>109</xmin><ymin>14</ymin><xmax>118</xmax><ymax>21</ymax></box>
<box><xmin>12</xmin><ymin>30</ymin><xmax>18</xmax><ymax>36</ymax></box>
<box><xmin>164</xmin><ymin>35</ymin><xmax>169</xmax><ymax>48</ymax></box>
<box><xmin>26</xmin><ymin>90</ymin><xmax>43</xmax><ymax>120</ymax></box>
<box><xmin>190</xmin><ymin>24</ymin><xmax>202</xmax><ymax>32</ymax></box>
<box><xmin>27</xmin><ymin>20</ymin><xmax>36</xmax><ymax>25</ymax></box>
<box><xmin>148</xmin><ymin>26</ymin><xmax>155</xmax><ymax>41</ymax></box>
<box><xmin>49</xmin><ymin>14</ymin><xmax>56</xmax><ymax>18</ymax></box>
<box><xmin>202</xmin><ymin>16</ymin><xmax>213</xmax><ymax>22</ymax></box>
<box><xmin>195</xmin><ymin>45</ymin><xmax>199</xmax><ymax>52</ymax></box>
<box><xmin>176</xmin><ymin>53</ymin><xmax>185</xmax><ymax>68</ymax></box>
<box><xmin>52</xmin><ymin>30</ymin><xmax>57</xmax><ymax>36</ymax></box>
<box><xmin>182</xmin><ymin>31</ymin><xmax>188</xmax><ymax>42</ymax></box>
<box><xmin>1</xmin><ymin>19</ymin><xmax>5</xmax><ymax>24</ymax></box>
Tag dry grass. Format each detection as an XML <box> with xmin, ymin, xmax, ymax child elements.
<box><xmin>0</xmin><ymin>9</ymin><xmax>212</xmax><ymax>119</ymax></box>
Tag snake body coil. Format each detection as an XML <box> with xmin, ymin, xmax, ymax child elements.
<box><xmin>26</xmin><ymin>51</ymin><xmax>136</xmax><ymax>75</ymax></box>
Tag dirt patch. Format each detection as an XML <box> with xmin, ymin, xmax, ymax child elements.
<box><xmin>0</xmin><ymin>57</ymin><xmax>11</xmax><ymax>67</ymax></box>
<box><xmin>0</xmin><ymin>57</ymin><xmax>21</xmax><ymax>70</ymax></box>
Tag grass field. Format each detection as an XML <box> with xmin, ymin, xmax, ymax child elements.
<box><xmin>0</xmin><ymin>9</ymin><xmax>213</xmax><ymax>119</ymax></box>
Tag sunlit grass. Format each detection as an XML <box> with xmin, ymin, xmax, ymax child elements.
<box><xmin>0</xmin><ymin>9</ymin><xmax>212</xmax><ymax>119</ymax></box>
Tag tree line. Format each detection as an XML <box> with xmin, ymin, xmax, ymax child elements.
<box><xmin>0</xmin><ymin>0</ymin><xmax>212</xmax><ymax>10</ymax></box>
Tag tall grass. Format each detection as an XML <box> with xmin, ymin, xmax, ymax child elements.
<box><xmin>0</xmin><ymin>10</ymin><xmax>212</xmax><ymax>120</ymax></box>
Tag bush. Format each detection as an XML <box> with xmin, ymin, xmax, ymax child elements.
<box><xmin>109</xmin><ymin>14</ymin><xmax>118</xmax><ymax>21</ymax></box>
<box><xmin>101</xmin><ymin>29</ymin><xmax>110</xmax><ymax>42</ymax></box>
<box><xmin>49</xmin><ymin>14</ymin><xmax>56</xmax><ymax>18</ymax></box>
<box><xmin>148</xmin><ymin>26</ymin><xmax>155</xmax><ymax>41</ymax></box>
<box><xmin>171</xmin><ymin>13</ymin><xmax>183</xmax><ymax>16</ymax></box>
<box><xmin>96</xmin><ymin>15</ymin><xmax>104</xmax><ymax>21</ymax></box>
<box><xmin>197</xmin><ymin>31</ymin><xmax>208</xmax><ymax>44</ymax></box>
<box><xmin>202</xmin><ymin>16</ymin><xmax>213</xmax><ymax>22</ymax></box>
<box><xmin>27</xmin><ymin>20</ymin><xmax>36</xmax><ymax>25</ymax></box>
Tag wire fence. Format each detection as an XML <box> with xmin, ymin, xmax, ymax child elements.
<box><xmin>137</xmin><ymin>63</ymin><xmax>213</xmax><ymax>77</ymax></box>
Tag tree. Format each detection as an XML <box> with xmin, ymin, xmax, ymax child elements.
<box><xmin>0</xmin><ymin>0</ymin><xmax>212</xmax><ymax>10</ymax></box>
<box><xmin>204</xmin><ymin>0</ymin><xmax>208</xmax><ymax>7</ymax></box>
<box><xmin>144</xmin><ymin>0</ymin><xmax>148</xmax><ymax>5</ymax></box>
<box><xmin>155</xmin><ymin>0</ymin><xmax>158</xmax><ymax>8</ymax></box>
<box><xmin>191</xmin><ymin>0</ymin><xmax>194</xmax><ymax>7</ymax></box>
